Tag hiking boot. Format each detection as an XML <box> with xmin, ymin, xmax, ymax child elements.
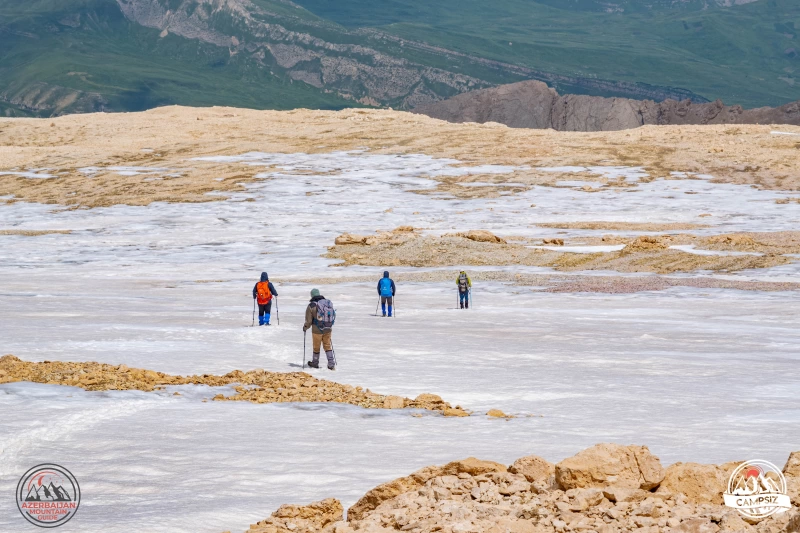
<box><xmin>307</xmin><ymin>361</ymin><xmax>319</xmax><ymax>369</ymax></box>
<box><xmin>382</xmin><ymin>313</ymin><xmax>386</xmax><ymax>317</ymax></box>
<box><xmin>327</xmin><ymin>364</ymin><xmax>336</xmax><ymax>371</ymax></box>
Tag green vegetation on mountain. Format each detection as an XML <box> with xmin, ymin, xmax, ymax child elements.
<box><xmin>0</xmin><ymin>0</ymin><xmax>356</xmax><ymax>116</ymax></box>
<box><xmin>294</xmin><ymin>0</ymin><xmax>800</xmax><ymax>107</ymax></box>
<box><xmin>0</xmin><ymin>0</ymin><xmax>797</xmax><ymax>116</ymax></box>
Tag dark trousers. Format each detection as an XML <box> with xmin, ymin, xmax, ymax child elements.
<box><xmin>258</xmin><ymin>302</ymin><xmax>272</xmax><ymax>317</ymax></box>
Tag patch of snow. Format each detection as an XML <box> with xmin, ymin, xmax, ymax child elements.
<box><xmin>670</xmin><ymin>245</ymin><xmax>764</xmax><ymax>257</ymax></box>
<box><xmin>528</xmin><ymin>245</ymin><xmax>625</xmax><ymax>253</ymax></box>
<box><xmin>79</xmin><ymin>166</ymin><xmax>175</xmax><ymax>176</ymax></box>
<box><xmin>0</xmin><ymin>170</ymin><xmax>55</xmax><ymax>179</ymax></box>
<box><xmin>1</xmin><ymin>152</ymin><xmax>799</xmax><ymax>532</ymax></box>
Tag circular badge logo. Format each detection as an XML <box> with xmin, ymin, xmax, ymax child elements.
<box><xmin>723</xmin><ymin>459</ymin><xmax>791</xmax><ymax>520</ymax></box>
<box><xmin>16</xmin><ymin>464</ymin><xmax>81</xmax><ymax>528</ymax></box>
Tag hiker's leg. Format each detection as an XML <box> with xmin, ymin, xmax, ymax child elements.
<box><xmin>322</xmin><ymin>331</ymin><xmax>333</xmax><ymax>352</ymax></box>
<box><xmin>387</xmin><ymin>296</ymin><xmax>393</xmax><ymax>317</ymax></box>
<box><xmin>312</xmin><ymin>332</ymin><xmax>322</xmax><ymax>363</ymax></box>
<box><xmin>258</xmin><ymin>304</ymin><xmax>266</xmax><ymax>325</ymax></box>
<box><xmin>264</xmin><ymin>301</ymin><xmax>272</xmax><ymax>324</ymax></box>
<box><xmin>323</xmin><ymin>332</ymin><xmax>335</xmax><ymax>366</ymax></box>
<box><xmin>381</xmin><ymin>296</ymin><xmax>387</xmax><ymax>316</ymax></box>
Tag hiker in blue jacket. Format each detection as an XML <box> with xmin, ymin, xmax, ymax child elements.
<box><xmin>377</xmin><ymin>271</ymin><xmax>396</xmax><ymax>317</ymax></box>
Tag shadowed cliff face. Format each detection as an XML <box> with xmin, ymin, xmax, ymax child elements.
<box><xmin>413</xmin><ymin>80</ymin><xmax>800</xmax><ymax>132</ymax></box>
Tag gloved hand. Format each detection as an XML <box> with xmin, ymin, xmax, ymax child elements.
<box><xmin>302</xmin><ymin>326</ymin><xmax>308</xmax><ymax>332</ymax></box>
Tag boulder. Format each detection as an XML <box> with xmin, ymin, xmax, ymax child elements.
<box><xmin>508</xmin><ymin>455</ymin><xmax>556</xmax><ymax>487</ymax></box>
<box><xmin>334</xmin><ymin>233</ymin><xmax>367</xmax><ymax>245</ymax></box>
<box><xmin>457</xmin><ymin>230</ymin><xmax>507</xmax><ymax>244</ymax></box>
<box><xmin>671</xmin><ymin>517</ymin><xmax>722</xmax><ymax>533</ymax></box>
<box><xmin>414</xmin><ymin>393</ymin><xmax>444</xmax><ymax>404</ymax></box>
<box><xmin>622</xmin><ymin>235</ymin><xmax>670</xmax><ymax>253</ymax></box>
<box><xmin>441</xmin><ymin>457</ymin><xmax>507</xmax><ymax>477</ymax></box>
<box><xmin>784</xmin><ymin>451</ymin><xmax>800</xmax><ymax>478</ymax></box>
<box><xmin>382</xmin><ymin>396</ymin><xmax>405</xmax><ymax>409</ymax></box>
<box><xmin>347</xmin><ymin>465</ymin><xmax>442</xmax><ymax>521</ymax></box>
<box><xmin>601</xmin><ymin>486</ymin><xmax>652</xmax><ymax>503</ymax></box>
<box><xmin>555</xmin><ymin>443</ymin><xmax>664</xmax><ymax>491</ymax></box>
<box><xmin>347</xmin><ymin>457</ymin><xmax>505</xmax><ymax>521</ymax></box>
<box><xmin>246</xmin><ymin>498</ymin><xmax>343</xmax><ymax>533</ymax></box>
<box><xmin>465</xmin><ymin>230</ymin><xmax>506</xmax><ymax>243</ymax></box>
<box><xmin>655</xmin><ymin>462</ymin><xmax>737</xmax><ymax>505</ymax></box>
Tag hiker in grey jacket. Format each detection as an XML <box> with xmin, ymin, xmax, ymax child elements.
<box><xmin>303</xmin><ymin>288</ymin><xmax>336</xmax><ymax>370</ymax></box>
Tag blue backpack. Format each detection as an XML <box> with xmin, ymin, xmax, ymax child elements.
<box><xmin>314</xmin><ymin>299</ymin><xmax>336</xmax><ymax>332</ymax></box>
<box><xmin>379</xmin><ymin>278</ymin><xmax>393</xmax><ymax>297</ymax></box>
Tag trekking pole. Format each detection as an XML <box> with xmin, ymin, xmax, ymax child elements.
<box><xmin>375</xmin><ymin>297</ymin><xmax>380</xmax><ymax>317</ymax></box>
<box><xmin>252</xmin><ymin>299</ymin><xmax>256</xmax><ymax>326</ymax></box>
<box><xmin>302</xmin><ymin>331</ymin><xmax>306</xmax><ymax>369</ymax></box>
<box><xmin>469</xmin><ymin>288</ymin><xmax>473</xmax><ymax>309</ymax></box>
<box><xmin>276</xmin><ymin>297</ymin><xmax>280</xmax><ymax>326</ymax></box>
<box><xmin>393</xmin><ymin>296</ymin><xmax>396</xmax><ymax>318</ymax></box>
<box><xmin>331</xmin><ymin>339</ymin><xmax>337</xmax><ymax>367</ymax></box>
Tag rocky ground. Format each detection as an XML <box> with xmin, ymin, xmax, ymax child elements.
<box><xmin>2</xmin><ymin>108</ymin><xmax>800</xmax><ymax>209</ymax></box>
<box><xmin>0</xmin><ymin>355</ymin><xmax>471</xmax><ymax>416</ymax></box>
<box><xmin>325</xmin><ymin>228</ymin><xmax>800</xmax><ymax>275</ymax></box>
<box><xmin>231</xmin><ymin>444</ymin><xmax>800</xmax><ymax>533</ymax></box>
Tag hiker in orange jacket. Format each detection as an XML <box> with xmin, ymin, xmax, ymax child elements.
<box><xmin>252</xmin><ymin>272</ymin><xmax>278</xmax><ymax>326</ymax></box>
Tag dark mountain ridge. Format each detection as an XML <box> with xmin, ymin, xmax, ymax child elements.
<box><xmin>413</xmin><ymin>80</ymin><xmax>800</xmax><ymax>131</ymax></box>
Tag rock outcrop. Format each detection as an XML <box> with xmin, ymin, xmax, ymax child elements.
<box><xmin>656</xmin><ymin>462</ymin><xmax>740</xmax><ymax>505</ymax></box>
<box><xmin>237</xmin><ymin>445</ymin><xmax>800</xmax><ymax>533</ymax></box>
<box><xmin>414</xmin><ymin>80</ymin><xmax>800</xmax><ymax>131</ymax></box>
<box><xmin>245</xmin><ymin>498</ymin><xmax>343</xmax><ymax>533</ymax></box>
<box><xmin>0</xmin><ymin>355</ymin><xmax>470</xmax><ymax>416</ymax></box>
<box><xmin>554</xmin><ymin>444</ymin><xmax>665</xmax><ymax>491</ymax></box>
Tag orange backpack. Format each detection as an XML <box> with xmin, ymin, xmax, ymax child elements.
<box><xmin>256</xmin><ymin>282</ymin><xmax>273</xmax><ymax>305</ymax></box>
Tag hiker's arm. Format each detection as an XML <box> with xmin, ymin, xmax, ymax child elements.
<box><xmin>269</xmin><ymin>282</ymin><xmax>278</xmax><ymax>297</ymax></box>
<box><xmin>391</xmin><ymin>280</ymin><xmax>396</xmax><ymax>295</ymax></box>
<box><xmin>303</xmin><ymin>304</ymin><xmax>313</xmax><ymax>331</ymax></box>
<box><xmin>252</xmin><ymin>284</ymin><xmax>257</xmax><ymax>299</ymax></box>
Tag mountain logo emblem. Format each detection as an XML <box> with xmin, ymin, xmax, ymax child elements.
<box><xmin>16</xmin><ymin>464</ymin><xmax>81</xmax><ymax>528</ymax></box>
<box><xmin>723</xmin><ymin>460</ymin><xmax>792</xmax><ymax>520</ymax></box>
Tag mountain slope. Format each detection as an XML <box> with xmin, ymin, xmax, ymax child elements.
<box><xmin>0</xmin><ymin>0</ymin><xmax>357</xmax><ymax>116</ymax></box>
<box><xmin>294</xmin><ymin>0</ymin><xmax>800</xmax><ymax>107</ymax></box>
<box><xmin>1</xmin><ymin>0</ymin><xmax>798</xmax><ymax>116</ymax></box>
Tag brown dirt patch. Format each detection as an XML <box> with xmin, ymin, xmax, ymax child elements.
<box><xmin>2</xmin><ymin>108</ymin><xmax>800</xmax><ymax>208</ymax></box>
<box><xmin>325</xmin><ymin>231</ymin><xmax>794</xmax><ymax>274</ymax></box>
<box><xmin>537</xmin><ymin>221</ymin><xmax>709</xmax><ymax>231</ymax></box>
<box><xmin>0</xmin><ymin>229</ymin><xmax>72</xmax><ymax>236</ymax></box>
<box><xmin>0</xmin><ymin>355</ymin><xmax>469</xmax><ymax>416</ymax></box>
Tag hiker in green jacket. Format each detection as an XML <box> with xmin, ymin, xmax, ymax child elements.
<box><xmin>456</xmin><ymin>271</ymin><xmax>471</xmax><ymax>309</ymax></box>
